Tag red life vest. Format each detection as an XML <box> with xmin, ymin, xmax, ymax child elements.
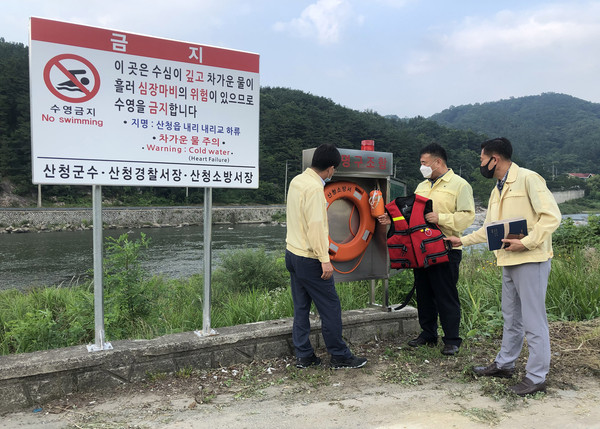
<box><xmin>385</xmin><ymin>194</ymin><xmax>451</xmax><ymax>269</ymax></box>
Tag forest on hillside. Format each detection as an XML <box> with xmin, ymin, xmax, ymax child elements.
<box><xmin>430</xmin><ymin>93</ymin><xmax>600</xmax><ymax>176</ymax></box>
<box><xmin>0</xmin><ymin>39</ymin><xmax>595</xmax><ymax>206</ymax></box>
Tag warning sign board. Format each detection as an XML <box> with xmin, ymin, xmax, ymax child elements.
<box><xmin>29</xmin><ymin>17</ymin><xmax>260</xmax><ymax>188</ymax></box>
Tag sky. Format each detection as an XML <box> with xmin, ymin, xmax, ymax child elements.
<box><xmin>3</xmin><ymin>0</ymin><xmax>600</xmax><ymax>118</ymax></box>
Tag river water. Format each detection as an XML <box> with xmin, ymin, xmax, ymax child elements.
<box><xmin>0</xmin><ymin>224</ymin><xmax>287</xmax><ymax>291</ymax></box>
<box><xmin>0</xmin><ymin>213</ymin><xmax>592</xmax><ymax>291</ymax></box>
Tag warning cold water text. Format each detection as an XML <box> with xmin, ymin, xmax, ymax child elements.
<box><xmin>29</xmin><ymin>17</ymin><xmax>260</xmax><ymax>188</ymax></box>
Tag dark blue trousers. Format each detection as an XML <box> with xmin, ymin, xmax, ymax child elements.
<box><xmin>285</xmin><ymin>250</ymin><xmax>352</xmax><ymax>359</ymax></box>
<box><xmin>413</xmin><ymin>249</ymin><xmax>462</xmax><ymax>347</ymax></box>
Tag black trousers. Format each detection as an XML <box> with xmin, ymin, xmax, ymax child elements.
<box><xmin>413</xmin><ymin>249</ymin><xmax>462</xmax><ymax>347</ymax></box>
<box><xmin>285</xmin><ymin>250</ymin><xmax>352</xmax><ymax>359</ymax></box>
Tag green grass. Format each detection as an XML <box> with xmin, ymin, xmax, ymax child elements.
<box><xmin>458</xmin><ymin>250</ymin><xmax>504</xmax><ymax>337</ymax></box>
<box><xmin>0</xmin><ymin>221</ymin><xmax>599</xmax><ymax>355</ymax></box>
<box><xmin>546</xmin><ymin>248</ymin><xmax>600</xmax><ymax>321</ymax></box>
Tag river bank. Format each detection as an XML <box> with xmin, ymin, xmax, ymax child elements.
<box><xmin>0</xmin><ymin>205</ymin><xmax>487</xmax><ymax>233</ymax></box>
<box><xmin>0</xmin><ymin>187</ymin><xmax>592</xmax><ymax>234</ymax></box>
<box><xmin>0</xmin><ymin>206</ymin><xmax>286</xmax><ymax>233</ymax></box>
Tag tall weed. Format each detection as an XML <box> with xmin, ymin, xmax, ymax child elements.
<box><xmin>457</xmin><ymin>249</ymin><xmax>503</xmax><ymax>337</ymax></box>
<box><xmin>213</xmin><ymin>287</ymin><xmax>293</xmax><ymax>327</ymax></box>
<box><xmin>103</xmin><ymin>233</ymin><xmax>152</xmax><ymax>338</ymax></box>
<box><xmin>0</xmin><ymin>285</ymin><xmax>93</xmax><ymax>354</ymax></box>
<box><xmin>547</xmin><ymin>247</ymin><xmax>600</xmax><ymax>320</ymax></box>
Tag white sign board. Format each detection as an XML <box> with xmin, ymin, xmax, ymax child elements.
<box><xmin>29</xmin><ymin>17</ymin><xmax>260</xmax><ymax>188</ymax></box>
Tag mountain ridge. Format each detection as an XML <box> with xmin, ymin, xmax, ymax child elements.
<box><xmin>428</xmin><ymin>92</ymin><xmax>600</xmax><ymax>175</ymax></box>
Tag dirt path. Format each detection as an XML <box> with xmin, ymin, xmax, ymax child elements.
<box><xmin>4</xmin><ymin>321</ymin><xmax>600</xmax><ymax>429</ymax></box>
<box><xmin>4</xmin><ymin>362</ymin><xmax>599</xmax><ymax>429</ymax></box>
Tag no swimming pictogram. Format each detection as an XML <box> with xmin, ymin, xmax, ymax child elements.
<box><xmin>43</xmin><ymin>54</ymin><xmax>101</xmax><ymax>103</ymax></box>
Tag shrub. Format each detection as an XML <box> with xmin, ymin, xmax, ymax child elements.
<box><xmin>102</xmin><ymin>233</ymin><xmax>152</xmax><ymax>337</ymax></box>
<box><xmin>212</xmin><ymin>247</ymin><xmax>288</xmax><ymax>294</ymax></box>
<box><xmin>553</xmin><ymin>215</ymin><xmax>600</xmax><ymax>251</ymax></box>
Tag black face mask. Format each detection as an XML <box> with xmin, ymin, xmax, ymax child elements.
<box><xmin>480</xmin><ymin>157</ymin><xmax>496</xmax><ymax>179</ymax></box>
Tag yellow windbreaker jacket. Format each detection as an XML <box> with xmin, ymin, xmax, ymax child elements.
<box><xmin>414</xmin><ymin>168</ymin><xmax>475</xmax><ymax>242</ymax></box>
<box><xmin>286</xmin><ymin>168</ymin><xmax>331</xmax><ymax>263</ymax></box>
<box><xmin>461</xmin><ymin>163</ymin><xmax>561</xmax><ymax>266</ymax></box>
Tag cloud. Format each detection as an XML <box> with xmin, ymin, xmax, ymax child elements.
<box><xmin>404</xmin><ymin>2</ymin><xmax>600</xmax><ymax>74</ymax></box>
<box><xmin>17</xmin><ymin>0</ymin><xmax>233</xmax><ymax>44</ymax></box>
<box><xmin>393</xmin><ymin>2</ymin><xmax>600</xmax><ymax>116</ymax></box>
<box><xmin>273</xmin><ymin>0</ymin><xmax>356</xmax><ymax>45</ymax></box>
<box><xmin>372</xmin><ymin>0</ymin><xmax>414</xmax><ymax>8</ymax></box>
<box><xmin>451</xmin><ymin>6</ymin><xmax>600</xmax><ymax>55</ymax></box>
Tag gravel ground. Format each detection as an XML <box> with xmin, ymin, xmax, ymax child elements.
<box><xmin>3</xmin><ymin>319</ymin><xmax>599</xmax><ymax>429</ymax></box>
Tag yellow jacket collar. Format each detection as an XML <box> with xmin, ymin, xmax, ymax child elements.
<box><xmin>505</xmin><ymin>162</ymin><xmax>519</xmax><ymax>184</ymax></box>
<box><xmin>305</xmin><ymin>167</ymin><xmax>325</xmax><ymax>186</ymax></box>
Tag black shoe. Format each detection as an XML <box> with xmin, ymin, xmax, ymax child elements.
<box><xmin>509</xmin><ymin>377</ymin><xmax>547</xmax><ymax>396</ymax></box>
<box><xmin>296</xmin><ymin>354</ymin><xmax>321</xmax><ymax>369</ymax></box>
<box><xmin>441</xmin><ymin>344</ymin><xmax>459</xmax><ymax>356</ymax></box>
<box><xmin>407</xmin><ymin>337</ymin><xmax>437</xmax><ymax>348</ymax></box>
<box><xmin>330</xmin><ymin>355</ymin><xmax>367</xmax><ymax>369</ymax></box>
<box><xmin>473</xmin><ymin>362</ymin><xmax>515</xmax><ymax>378</ymax></box>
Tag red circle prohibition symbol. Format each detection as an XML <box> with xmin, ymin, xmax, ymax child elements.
<box><xmin>43</xmin><ymin>54</ymin><xmax>101</xmax><ymax>103</ymax></box>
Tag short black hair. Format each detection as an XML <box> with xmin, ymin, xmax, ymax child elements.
<box><xmin>481</xmin><ymin>137</ymin><xmax>512</xmax><ymax>160</ymax></box>
<box><xmin>311</xmin><ymin>144</ymin><xmax>341</xmax><ymax>171</ymax></box>
<box><xmin>419</xmin><ymin>142</ymin><xmax>447</xmax><ymax>163</ymax></box>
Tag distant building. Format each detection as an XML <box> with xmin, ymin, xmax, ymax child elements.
<box><xmin>567</xmin><ymin>173</ymin><xmax>596</xmax><ymax>180</ymax></box>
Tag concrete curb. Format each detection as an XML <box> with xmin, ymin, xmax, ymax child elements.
<box><xmin>0</xmin><ymin>306</ymin><xmax>418</xmax><ymax>413</ymax></box>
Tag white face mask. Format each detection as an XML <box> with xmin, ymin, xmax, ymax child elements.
<box><xmin>420</xmin><ymin>164</ymin><xmax>433</xmax><ymax>179</ymax></box>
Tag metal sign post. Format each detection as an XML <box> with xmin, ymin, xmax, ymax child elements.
<box><xmin>195</xmin><ymin>188</ymin><xmax>217</xmax><ymax>337</ymax></box>
<box><xmin>87</xmin><ymin>185</ymin><xmax>112</xmax><ymax>352</ymax></box>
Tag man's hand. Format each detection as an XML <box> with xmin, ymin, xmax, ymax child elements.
<box><xmin>445</xmin><ymin>236</ymin><xmax>462</xmax><ymax>248</ymax></box>
<box><xmin>321</xmin><ymin>262</ymin><xmax>334</xmax><ymax>280</ymax></box>
<box><xmin>377</xmin><ymin>213</ymin><xmax>391</xmax><ymax>225</ymax></box>
<box><xmin>425</xmin><ymin>211</ymin><xmax>439</xmax><ymax>224</ymax></box>
<box><xmin>501</xmin><ymin>239</ymin><xmax>526</xmax><ymax>252</ymax></box>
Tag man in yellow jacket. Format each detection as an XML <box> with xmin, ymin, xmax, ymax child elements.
<box><xmin>379</xmin><ymin>143</ymin><xmax>475</xmax><ymax>356</ymax></box>
<box><xmin>286</xmin><ymin>143</ymin><xmax>367</xmax><ymax>370</ymax></box>
<box><xmin>447</xmin><ymin>137</ymin><xmax>561</xmax><ymax>396</ymax></box>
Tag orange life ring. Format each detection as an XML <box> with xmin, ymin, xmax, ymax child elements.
<box><xmin>324</xmin><ymin>181</ymin><xmax>376</xmax><ymax>262</ymax></box>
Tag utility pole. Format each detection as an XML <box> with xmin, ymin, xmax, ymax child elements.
<box><xmin>284</xmin><ymin>160</ymin><xmax>289</xmax><ymax>203</ymax></box>
<box><xmin>394</xmin><ymin>162</ymin><xmax>400</xmax><ymax>178</ymax></box>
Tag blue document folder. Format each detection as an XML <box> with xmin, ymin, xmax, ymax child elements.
<box><xmin>485</xmin><ymin>218</ymin><xmax>528</xmax><ymax>251</ymax></box>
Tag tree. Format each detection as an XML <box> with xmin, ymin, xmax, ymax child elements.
<box><xmin>0</xmin><ymin>39</ymin><xmax>30</xmax><ymax>191</ymax></box>
<box><xmin>586</xmin><ymin>175</ymin><xmax>600</xmax><ymax>199</ymax></box>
